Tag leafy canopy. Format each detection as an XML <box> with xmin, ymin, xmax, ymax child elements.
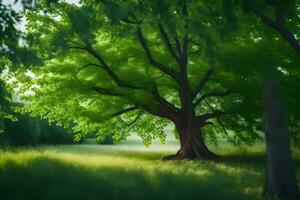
<box><xmin>14</xmin><ymin>0</ymin><xmax>300</xmax><ymax>145</ymax></box>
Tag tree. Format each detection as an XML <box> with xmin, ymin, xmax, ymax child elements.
<box><xmin>17</xmin><ymin>0</ymin><xmax>300</xmax><ymax>163</ymax></box>
<box><xmin>220</xmin><ymin>34</ymin><xmax>300</xmax><ymax>199</ymax></box>
<box><xmin>0</xmin><ymin>0</ymin><xmax>45</xmax><ymax>133</ymax></box>
<box><xmin>18</xmin><ymin>0</ymin><xmax>264</xmax><ymax>159</ymax></box>
<box><xmin>263</xmin><ymin>77</ymin><xmax>299</xmax><ymax>200</ymax></box>
<box><xmin>231</xmin><ymin>1</ymin><xmax>300</xmax><ymax>199</ymax></box>
<box><xmin>0</xmin><ymin>0</ymin><xmax>62</xmax><ymax>133</ymax></box>
<box><xmin>0</xmin><ymin>112</ymin><xmax>78</xmax><ymax>146</ymax></box>
<box><xmin>0</xmin><ymin>1</ymin><xmax>25</xmax><ymax>132</ymax></box>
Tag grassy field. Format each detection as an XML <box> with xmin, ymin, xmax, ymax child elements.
<box><xmin>0</xmin><ymin>135</ymin><xmax>299</xmax><ymax>200</ymax></box>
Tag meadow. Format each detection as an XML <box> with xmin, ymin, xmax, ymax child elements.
<box><xmin>0</xmin><ymin>136</ymin><xmax>299</xmax><ymax>200</ymax></box>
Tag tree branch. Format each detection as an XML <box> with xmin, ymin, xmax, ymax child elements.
<box><xmin>180</xmin><ymin>0</ymin><xmax>189</xmax><ymax>73</ymax></box>
<box><xmin>157</xmin><ymin>22</ymin><xmax>181</xmax><ymax>63</ymax></box>
<box><xmin>84</xmin><ymin>43</ymin><xmax>140</xmax><ymax>89</ymax></box>
<box><xmin>127</xmin><ymin>112</ymin><xmax>143</xmax><ymax>130</ymax></box>
<box><xmin>193</xmin><ymin>68</ymin><xmax>214</xmax><ymax>98</ymax></box>
<box><xmin>254</xmin><ymin>11</ymin><xmax>300</xmax><ymax>55</ymax></box>
<box><xmin>193</xmin><ymin>90</ymin><xmax>231</xmax><ymax>108</ymax></box>
<box><xmin>69</xmin><ymin>39</ymin><xmax>180</xmax><ymax>120</ymax></box>
<box><xmin>188</xmin><ymin>49</ymin><xmax>202</xmax><ymax>56</ymax></box>
<box><xmin>121</xmin><ymin>11</ymin><xmax>143</xmax><ymax>25</ymax></box>
<box><xmin>174</xmin><ymin>36</ymin><xmax>182</xmax><ymax>55</ymax></box>
<box><xmin>199</xmin><ymin>110</ymin><xmax>225</xmax><ymax>121</ymax></box>
<box><xmin>110</xmin><ymin>105</ymin><xmax>139</xmax><ymax>118</ymax></box>
<box><xmin>152</xmin><ymin>86</ymin><xmax>180</xmax><ymax>113</ymax></box>
<box><xmin>70</xmin><ymin>41</ymin><xmax>142</xmax><ymax>90</ymax></box>
<box><xmin>74</xmin><ymin>63</ymin><xmax>103</xmax><ymax>78</ymax></box>
<box><xmin>68</xmin><ymin>46</ymin><xmax>87</xmax><ymax>51</ymax></box>
<box><xmin>200</xmin><ymin>94</ymin><xmax>229</xmax><ymax>135</ymax></box>
<box><xmin>91</xmin><ymin>86</ymin><xmax>123</xmax><ymax>97</ymax></box>
<box><xmin>67</xmin><ymin>28</ymin><xmax>181</xmax><ymax>122</ymax></box>
<box><xmin>136</xmin><ymin>27</ymin><xmax>179</xmax><ymax>81</ymax></box>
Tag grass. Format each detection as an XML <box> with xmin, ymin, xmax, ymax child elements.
<box><xmin>0</xmin><ymin>135</ymin><xmax>299</xmax><ymax>200</ymax></box>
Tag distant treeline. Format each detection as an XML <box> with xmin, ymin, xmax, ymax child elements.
<box><xmin>0</xmin><ymin>114</ymin><xmax>79</xmax><ymax>146</ymax></box>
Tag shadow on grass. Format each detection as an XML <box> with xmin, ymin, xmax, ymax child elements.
<box><xmin>0</xmin><ymin>156</ymin><xmax>262</xmax><ymax>200</ymax></box>
<box><xmin>11</xmin><ymin>144</ymin><xmax>300</xmax><ymax>180</ymax></box>
<box><xmin>36</xmin><ymin>144</ymin><xmax>300</xmax><ymax>170</ymax></box>
<box><xmin>35</xmin><ymin>145</ymin><xmax>175</xmax><ymax>161</ymax></box>
<box><xmin>219</xmin><ymin>154</ymin><xmax>300</xmax><ymax>170</ymax></box>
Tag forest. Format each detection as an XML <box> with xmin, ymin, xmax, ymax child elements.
<box><xmin>0</xmin><ymin>0</ymin><xmax>299</xmax><ymax>200</ymax></box>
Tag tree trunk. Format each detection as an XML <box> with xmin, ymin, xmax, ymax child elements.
<box><xmin>263</xmin><ymin>77</ymin><xmax>299</xmax><ymax>200</ymax></box>
<box><xmin>163</xmin><ymin>118</ymin><xmax>216</xmax><ymax>160</ymax></box>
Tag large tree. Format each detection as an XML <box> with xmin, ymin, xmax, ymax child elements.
<box><xmin>16</xmin><ymin>0</ymin><xmax>300</xmax><ymax>163</ymax></box>
<box><xmin>18</xmin><ymin>0</ymin><xmax>264</xmax><ymax>159</ymax></box>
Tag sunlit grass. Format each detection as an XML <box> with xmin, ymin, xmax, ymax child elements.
<box><xmin>0</xmin><ymin>136</ymin><xmax>299</xmax><ymax>200</ymax></box>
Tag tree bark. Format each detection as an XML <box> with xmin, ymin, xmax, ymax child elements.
<box><xmin>263</xmin><ymin>77</ymin><xmax>299</xmax><ymax>200</ymax></box>
<box><xmin>163</xmin><ymin>117</ymin><xmax>216</xmax><ymax>160</ymax></box>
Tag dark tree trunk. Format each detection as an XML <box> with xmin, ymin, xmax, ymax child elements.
<box><xmin>163</xmin><ymin>117</ymin><xmax>216</xmax><ymax>160</ymax></box>
<box><xmin>263</xmin><ymin>77</ymin><xmax>299</xmax><ymax>200</ymax></box>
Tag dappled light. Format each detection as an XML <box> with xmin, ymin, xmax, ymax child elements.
<box><xmin>0</xmin><ymin>142</ymin><xmax>273</xmax><ymax>200</ymax></box>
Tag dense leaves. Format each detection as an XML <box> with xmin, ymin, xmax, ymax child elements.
<box><xmin>6</xmin><ymin>0</ymin><xmax>300</xmax><ymax>147</ymax></box>
<box><xmin>0</xmin><ymin>113</ymin><xmax>78</xmax><ymax>146</ymax></box>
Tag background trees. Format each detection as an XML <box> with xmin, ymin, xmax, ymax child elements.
<box><xmin>0</xmin><ymin>114</ymin><xmax>76</xmax><ymax>146</ymax></box>
<box><xmin>0</xmin><ymin>0</ymin><xmax>75</xmax><ymax>145</ymax></box>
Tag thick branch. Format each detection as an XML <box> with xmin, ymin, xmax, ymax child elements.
<box><xmin>70</xmin><ymin>41</ymin><xmax>180</xmax><ymax>121</ymax></box>
<box><xmin>180</xmin><ymin>34</ymin><xmax>189</xmax><ymax>69</ymax></box>
<box><xmin>152</xmin><ymin>87</ymin><xmax>179</xmax><ymax>113</ymax></box>
<box><xmin>68</xmin><ymin>33</ymin><xmax>180</xmax><ymax>122</ymax></box>
<box><xmin>84</xmin><ymin>43</ymin><xmax>140</xmax><ymax>89</ymax></box>
<box><xmin>118</xmin><ymin>82</ymin><xmax>179</xmax><ymax>122</ymax></box>
<box><xmin>180</xmin><ymin>0</ymin><xmax>189</xmax><ymax>73</ymax></box>
<box><xmin>70</xmin><ymin>41</ymin><xmax>140</xmax><ymax>90</ymax></box>
<box><xmin>136</xmin><ymin>27</ymin><xmax>179</xmax><ymax>81</ymax></box>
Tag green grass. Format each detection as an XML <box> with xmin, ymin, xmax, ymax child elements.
<box><xmin>0</xmin><ymin>136</ymin><xmax>299</xmax><ymax>200</ymax></box>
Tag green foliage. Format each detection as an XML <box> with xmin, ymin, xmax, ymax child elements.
<box><xmin>0</xmin><ymin>113</ymin><xmax>79</xmax><ymax>146</ymax></box>
<box><xmin>0</xmin><ymin>2</ymin><xmax>21</xmax><ymax>57</ymax></box>
<box><xmin>10</xmin><ymin>0</ymin><xmax>300</xmax><ymax>147</ymax></box>
<box><xmin>0</xmin><ymin>1</ymin><xmax>42</xmax><ymax>65</ymax></box>
<box><xmin>96</xmin><ymin>134</ymin><xmax>114</xmax><ymax>144</ymax></box>
<box><xmin>0</xmin><ymin>82</ymin><xmax>16</xmax><ymax>133</ymax></box>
